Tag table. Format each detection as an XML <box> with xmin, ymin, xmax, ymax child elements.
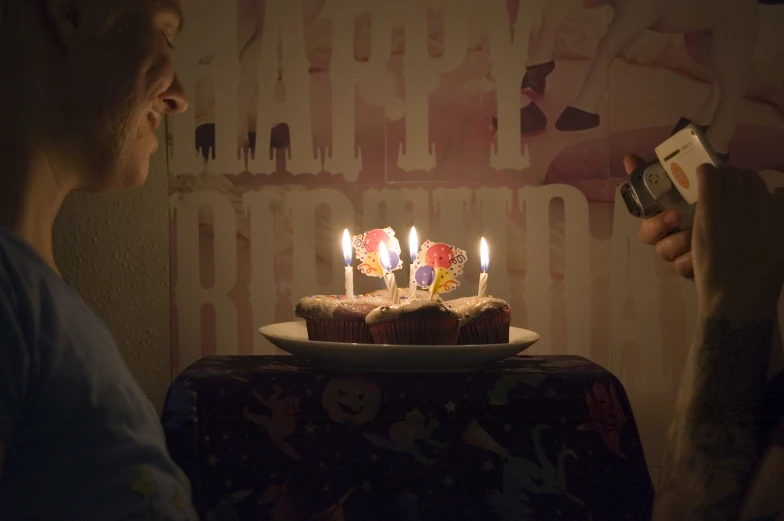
<box><xmin>162</xmin><ymin>355</ymin><xmax>654</xmax><ymax>521</ymax></box>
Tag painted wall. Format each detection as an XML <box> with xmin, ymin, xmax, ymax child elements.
<box><xmin>53</xmin><ymin>127</ymin><xmax>172</xmax><ymax>412</ymax></box>
<box><xmin>166</xmin><ymin>0</ymin><xmax>784</xmax><ymax>473</ymax></box>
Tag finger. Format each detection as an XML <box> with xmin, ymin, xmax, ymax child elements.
<box><xmin>654</xmin><ymin>229</ymin><xmax>692</xmax><ymax>263</ymax></box>
<box><xmin>673</xmin><ymin>251</ymin><xmax>694</xmax><ymax>280</ymax></box>
<box><xmin>696</xmin><ymin>163</ymin><xmax>720</xmax><ymax>213</ymax></box>
<box><xmin>623</xmin><ymin>154</ymin><xmax>645</xmax><ymax>176</ymax></box>
<box><xmin>638</xmin><ymin>210</ymin><xmax>682</xmax><ymax>245</ymax></box>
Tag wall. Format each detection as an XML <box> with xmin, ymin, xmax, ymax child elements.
<box><xmin>52</xmin><ymin>126</ymin><xmax>172</xmax><ymax>412</ymax></box>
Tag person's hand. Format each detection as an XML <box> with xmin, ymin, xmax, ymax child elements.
<box><xmin>691</xmin><ymin>163</ymin><xmax>784</xmax><ymax>320</ymax></box>
<box><xmin>624</xmin><ymin>155</ymin><xmax>694</xmax><ymax>279</ymax></box>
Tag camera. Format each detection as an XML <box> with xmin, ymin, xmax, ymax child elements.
<box><xmin>620</xmin><ymin>161</ymin><xmax>695</xmax><ymax>225</ymax></box>
<box><xmin>620</xmin><ymin>122</ymin><xmax>721</xmax><ymax>228</ymax></box>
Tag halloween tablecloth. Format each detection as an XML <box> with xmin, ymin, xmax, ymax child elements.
<box><xmin>162</xmin><ymin>355</ymin><xmax>654</xmax><ymax>521</ymax></box>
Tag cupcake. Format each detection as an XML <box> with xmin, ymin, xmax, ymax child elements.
<box><xmin>446</xmin><ymin>297</ymin><xmax>511</xmax><ymax>344</ymax></box>
<box><xmin>365</xmin><ymin>300</ymin><xmax>461</xmax><ymax>345</ymax></box>
<box><xmin>296</xmin><ymin>294</ymin><xmax>389</xmax><ymax>343</ymax></box>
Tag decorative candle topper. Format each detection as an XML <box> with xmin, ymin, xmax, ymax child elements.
<box><xmin>352</xmin><ymin>228</ymin><xmax>402</xmax><ymax>278</ymax></box>
<box><xmin>478</xmin><ymin>237</ymin><xmax>489</xmax><ymax>298</ymax></box>
<box><xmin>342</xmin><ymin>229</ymin><xmax>354</xmax><ymax>298</ymax></box>
<box><xmin>409</xmin><ymin>240</ymin><xmax>467</xmax><ymax>296</ymax></box>
<box><xmin>378</xmin><ymin>241</ymin><xmax>400</xmax><ymax>304</ymax></box>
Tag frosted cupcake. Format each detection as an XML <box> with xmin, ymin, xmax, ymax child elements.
<box><xmin>296</xmin><ymin>294</ymin><xmax>389</xmax><ymax>343</ymax></box>
<box><xmin>365</xmin><ymin>300</ymin><xmax>461</xmax><ymax>345</ymax></box>
<box><xmin>446</xmin><ymin>297</ymin><xmax>511</xmax><ymax>344</ymax></box>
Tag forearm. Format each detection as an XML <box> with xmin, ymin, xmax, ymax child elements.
<box><xmin>654</xmin><ymin>311</ymin><xmax>777</xmax><ymax>521</ymax></box>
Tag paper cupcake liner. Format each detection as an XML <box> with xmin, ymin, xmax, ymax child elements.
<box><xmin>306</xmin><ymin>320</ymin><xmax>374</xmax><ymax>344</ymax></box>
<box><xmin>369</xmin><ymin>318</ymin><xmax>461</xmax><ymax>345</ymax></box>
<box><xmin>458</xmin><ymin>312</ymin><xmax>511</xmax><ymax>345</ymax></box>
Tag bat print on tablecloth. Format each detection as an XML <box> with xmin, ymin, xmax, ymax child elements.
<box><xmin>578</xmin><ymin>381</ymin><xmax>627</xmax><ymax>458</ymax></box>
<box><xmin>463</xmin><ymin>421</ymin><xmax>583</xmax><ymax>518</ymax></box>
<box><xmin>488</xmin><ymin>373</ymin><xmax>547</xmax><ymax>406</ymax></box>
<box><xmin>322</xmin><ymin>377</ymin><xmax>381</xmax><ymax>426</ymax></box>
<box><xmin>364</xmin><ymin>408</ymin><xmax>448</xmax><ymax>466</ymax></box>
<box><xmin>243</xmin><ymin>385</ymin><xmax>303</xmax><ymax>460</ymax></box>
<box><xmin>259</xmin><ymin>481</ymin><xmax>305</xmax><ymax>521</ymax></box>
<box><xmin>204</xmin><ymin>490</ymin><xmax>253</xmax><ymax>521</ymax></box>
<box><xmin>308</xmin><ymin>488</ymin><xmax>354</xmax><ymax>521</ymax></box>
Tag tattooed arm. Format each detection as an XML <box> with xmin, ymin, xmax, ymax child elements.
<box><xmin>653</xmin><ymin>308</ymin><xmax>777</xmax><ymax>521</ymax></box>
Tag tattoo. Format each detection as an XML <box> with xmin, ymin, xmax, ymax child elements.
<box><xmin>655</xmin><ymin>316</ymin><xmax>775</xmax><ymax>520</ymax></box>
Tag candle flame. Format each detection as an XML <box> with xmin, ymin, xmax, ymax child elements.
<box><xmin>378</xmin><ymin>240</ymin><xmax>392</xmax><ymax>272</ymax></box>
<box><xmin>480</xmin><ymin>237</ymin><xmax>489</xmax><ymax>272</ymax></box>
<box><xmin>342</xmin><ymin>229</ymin><xmax>352</xmax><ymax>266</ymax></box>
<box><xmin>408</xmin><ymin>226</ymin><xmax>418</xmax><ymax>262</ymax></box>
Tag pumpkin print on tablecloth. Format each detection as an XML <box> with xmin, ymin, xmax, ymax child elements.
<box><xmin>322</xmin><ymin>377</ymin><xmax>382</xmax><ymax>426</ymax></box>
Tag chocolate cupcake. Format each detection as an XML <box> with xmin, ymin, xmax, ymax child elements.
<box><xmin>296</xmin><ymin>294</ymin><xmax>389</xmax><ymax>343</ymax></box>
<box><xmin>446</xmin><ymin>297</ymin><xmax>511</xmax><ymax>344</ymax></box>
<box><xmin>365</xmin><ymin>300</ymin><xmax>461</xmax><ymax>345</ymax></box>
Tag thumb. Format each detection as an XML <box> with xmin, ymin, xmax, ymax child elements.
<box><xmin>696</xmin><ymin>163</ymin><xmax>720</xmax><ymax>211</ymax></box>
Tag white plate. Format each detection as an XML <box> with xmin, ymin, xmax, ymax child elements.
<box><xmin>259</xmin><ymin>321</ymin><xmax>540</xmax><ymax>373</ymax></box>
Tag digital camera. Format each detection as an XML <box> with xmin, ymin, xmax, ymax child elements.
<box><xmin>620</xmin><ymin>122</ymin><xmax>722</xmax><ymax>228</ymax></box>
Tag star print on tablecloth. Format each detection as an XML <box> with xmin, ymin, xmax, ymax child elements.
<box><xmin>546</xmin><ymin>388</ymin><xmax>557</xmax><ymax>398</ymax></box>
<box><xmin>370</xmin><ymin>454</ymin><xmax>379</xmax><ymax>462</ymax></box>
<box><xmin>208</xmin><ymin>455</ymin><xmax>218</xmax><ymax>466</ymax></box>
<box><xmin>442</xmin><ymin>475</ymin><xmax>454</xmax><ymax>487</ymax></box>
<box><xmin>305</xmin><ymin>422</ymin><xmax>316</xmax><ymax>434</ymax></box>
<box><xmin>444</xmin><ymin>401</ymin><xmax>457</xmax><ymax>413</ymax></box>
<box><xmin>483</xmin><ymin>461</ymin><xmax>495</xmax><ymax>472</ymax></box>
<box><xmin>225</xmin><ymin>479</ymin><xmax>232</xmax><ymax>488</ymax></box>
<box><xmin>361</xmin><ymin>481</ymin><xmax>372</xmax><ymax>492</ymax></box>
<box><xmin>504</xmin><ymin>424</ymin><xmax>511</xmax><ymax>432</ymax></box>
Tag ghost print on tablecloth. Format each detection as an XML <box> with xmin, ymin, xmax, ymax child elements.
<box><xmin>578</xmin><ymin>381</ymin><xmax>627</xmax><ymax>458</ymax></box>
<box><xmin>352</xmin><ymin>228</ymin><xmax>402</xmax><ymax>277</ymax></box>
<box><xmin>243</xmin><ymin>385</ymin><xmax>303</xmax><ymax>460</ymax></box>
<box><xmin>409</xmin><ymin>240</ymin><xmax>467</xmax><ymax>295</ymax></box>
<box><xmin>462</xmin><ymin>421</ymin><xmax>583</xmax><ymax>521</ymax></box>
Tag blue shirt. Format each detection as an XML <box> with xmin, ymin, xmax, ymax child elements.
<box><xmin>0</xmin><ymin>230</ymin><xmax>198</xmax><ymax>521</ymax></box>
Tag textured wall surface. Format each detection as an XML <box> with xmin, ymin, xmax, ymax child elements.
<box><xmin>52</xmin><ymin>128</ymin><xmax>171</xmax><ymax>412</ymax></box>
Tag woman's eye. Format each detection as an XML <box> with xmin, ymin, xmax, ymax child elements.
<box><xmin>161</xmin><ymin>31</ymin><xmax>175</xmax><ymax>50</ymax></box>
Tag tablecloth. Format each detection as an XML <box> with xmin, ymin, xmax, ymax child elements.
<box><xmin>162</xmin><ymin>355</ymin><xmax>654</xmax><ymax>521</ymax></box>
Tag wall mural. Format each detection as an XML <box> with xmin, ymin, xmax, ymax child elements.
<box><xmin>168</xmin><ymin>0</ymin><xmax>784</xmax><ymax>467</ymax></box>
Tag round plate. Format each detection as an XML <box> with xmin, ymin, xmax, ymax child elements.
<box><xmin>259</xmin><ymin>321</ymin><xmax>540</xmax><ymax>373</ymax></box>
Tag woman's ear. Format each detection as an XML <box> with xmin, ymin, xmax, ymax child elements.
<box><xmin>41</xmin><ymin>0</ymin><xmax>82</xmax><ymax>47</ymax></box>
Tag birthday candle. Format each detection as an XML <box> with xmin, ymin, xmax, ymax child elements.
<box><xmin>342</xmin><ymin>229</ymin><xmax>354</xmax><ymax>298</ymax></box>
<box><xmin>378</xmin><ymin>241</ymin><xmax>399</xmax><ymax>304</ymax></box>
<box><xmin>478</xmin><ymin>237</ymin><xmax>489</xmax><ymax>298</ymax></box>
<box><xmin>408</xmin><ymin>227</ymin><xmax>418</xmax><ymax>299</ymax></box>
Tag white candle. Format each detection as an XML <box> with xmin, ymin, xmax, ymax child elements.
<box><xmin>378</xmin><ymin>241</ymin><xmax>399</xmax><ymax>304</ymax></box>
<box><xmin>408</xmin><ymin>226</ymin><xmax>418</xmax><ymax>299</ymax></box>
<box><xmin>478</xmin><ymin>237</ymin><xmax>489</xmax><ymax>298</ymax></box>
<box><xmin>342</xmin><ymin>229</ymin><xmax>354</xmax><ymax>298</ymax></box>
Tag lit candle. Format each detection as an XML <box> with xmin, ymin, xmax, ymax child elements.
<box><xmin>478</xmin><ymin>237</ymin><xmax>489</xmax><ymax>298</ymax></box>
<box><xmin>342</xmin><ymin>229</ymin><xmax>354</xmax><ymax>298</ymax></box>
<box><xmin>407</xmin><ymin>226</ymin><xmax>418</xmax><ymax>299</ymax></box>
<box><xmin>378</xmin><ymin>241</ymin><xmax>399</xmax><ymax>304</ymax></box>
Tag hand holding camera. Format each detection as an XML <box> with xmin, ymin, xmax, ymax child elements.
<box><xmin>622</xmin><ymin>128</ymin><xmax>784</xmax><ymax>317</ymax></box>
